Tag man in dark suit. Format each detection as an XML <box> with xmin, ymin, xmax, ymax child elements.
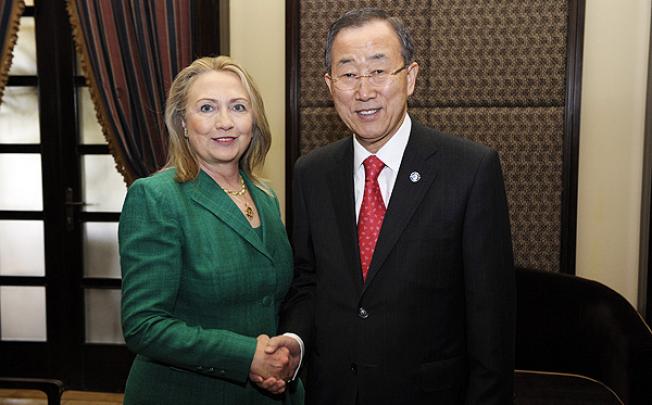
<box><xmin>263</xmin><ymin>8</ymin><xmax>515</xmax><ymax>405</ymax></box>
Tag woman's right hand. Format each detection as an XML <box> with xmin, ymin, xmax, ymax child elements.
<box><xmin>249</xmin><ymin>334</ymin><xmax>289</xmax><ymax>394</ymax></box>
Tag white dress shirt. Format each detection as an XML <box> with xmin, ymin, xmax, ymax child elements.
<box><xmin>353</xmin><ymin>113</ymin><xmax>412</xmax><ymax>220</ymax></box>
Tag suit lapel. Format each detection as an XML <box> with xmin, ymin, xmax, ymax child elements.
<box><xmin>187</xmin><ymin>170</ymin><xmax>273</xmax><ymax>262</ymax></box>
<box><xmin>245</xmin><ymin>175</ymin><xmax>278</xmax><ymax>257</ymax></box>
<box><xmin>326</xmin><ymin>139</ymin><xmax>364</xmax><ymax>290</ymax></box>
<box><xmin>362</xmin><ymin>124</ymin><xmax>439</xmax><ymax>291</ymax></box>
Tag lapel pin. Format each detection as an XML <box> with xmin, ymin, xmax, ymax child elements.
<box><xmin>409</xmin><ymin>171</ymin><xmax>421</xmax><ymax>183</ymax></box>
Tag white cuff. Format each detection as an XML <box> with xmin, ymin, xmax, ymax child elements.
<box><xmin>282</xmin><ymin>332</ymin><xmax>304</xmax><ymax>381</ymax></box>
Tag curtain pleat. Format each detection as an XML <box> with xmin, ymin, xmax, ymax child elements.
<box><xmin>68</xmin><ymin>0</ymin><xmax>192</xmax><ymax>185</ymax></box>
<box><xmin>0</xmin><ymin>0</ymin><xmax>24</xmax><ymax>106</ymax></box>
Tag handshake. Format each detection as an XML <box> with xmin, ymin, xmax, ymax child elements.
<box><xmin>249</xmin><ymin>334</ymin><xmax>301</xmax><ymax>395</ymax></box>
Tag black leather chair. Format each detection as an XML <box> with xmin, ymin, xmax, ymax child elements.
<box><xmin>0</xmin><ymin>377</ymin><xmax>64</xmax><ymax>405</ymax></box>
<box><xmin>514</xmin><ymin>268</ymin><xmax>652</xmax><ymax>404</ymax></box>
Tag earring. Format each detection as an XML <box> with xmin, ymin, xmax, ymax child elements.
<box><xmin>183</xmin><ymin>126</ymin><xmax>188</xmax><ymax>139</ymax></box>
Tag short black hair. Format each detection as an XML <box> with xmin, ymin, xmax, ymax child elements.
<box><xmin>324</xmin><ymin>8</ymin><xmax>415</xmax><ymax>73</ymax></box>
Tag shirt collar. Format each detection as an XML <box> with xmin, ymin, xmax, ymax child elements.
<box><xmin>353</xmin><ymin>113</ymin><xmax>412</xmax><ymax>174</ymax></box>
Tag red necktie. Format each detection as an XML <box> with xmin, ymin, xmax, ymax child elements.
<box><xmin>358</xmin><ymin>155</ymin><xmax>386</xmax><ymax>281</ymax></box>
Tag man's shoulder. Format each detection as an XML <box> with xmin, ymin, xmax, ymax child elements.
<box><xmin>294</xmin><ymin>136</ymin><xmax>351</xmax><ymax>172</ymax></box>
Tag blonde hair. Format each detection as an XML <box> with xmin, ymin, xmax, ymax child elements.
<box><xmin>164</xmin><ymin>55</ymin><xmax>271</xmax><ymax>188</ymax></box>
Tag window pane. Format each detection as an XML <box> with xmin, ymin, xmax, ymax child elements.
<box><xmin>1</xmin><ymin>286</ymin><xmax>46</xmax><ymax>341</ymax></box>
<box><xmin>84</xmin><ymin>222</ymin><xmax>120</xmax><ymax>278</ymax></box>
<box><xmin>8</xmin><ymin>17</ymin><xmax>36</xmax><ymax>76</ymax></box>
<box><xmin>82</xmin><ymin>155</ymin><xmax>127</xmax><ymax>212</ymax></box>
<box><xmin>0</xmin><ymin>220</ymin><xmax>44</xmax><ymax>276</ymax></box>
<box><xmin>0</xmin><ymin>86</ymin><xmax>40</xmax><ymax>143</ymax></box>
<box><xmin>0</xmin><ymin>154</ymin><xmax>42</xmax><ymax>210</ymax></box>
<box><xmin>78</xmin><ymin>87</ymin><xmax>106</xmax><ymax>145</ymax></box>
<box><xmin>85</xmin><ymin>289</ymin><xmax>124</xmax><ymax>344</ymax></box>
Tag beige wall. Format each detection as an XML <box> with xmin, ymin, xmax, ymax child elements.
<box><xmin>230</xmin><ymin>1</ymin><xmax>652</xmax><ymax>308</ymax></box>
<box><xmin>230</xmin><ymin>0</ymin><xmax>287</xmax><ymax>219</ymax></box>
<box><xmin>577</xmin><ymin>0</ymin><xmax>651</xmax><ymax>307</ymax></box>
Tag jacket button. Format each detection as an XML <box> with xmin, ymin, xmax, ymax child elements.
<box><xmin>350</xmin><ymin>363</ymin><xmax>357</xmax><ymax>374</ymax></box>
<box><xmin>262</xmin><ymin>296</ymin><xmax>272</xmax><ymax>306</ymax></box>
<box><xmin>358</xmin><ymin>307</ymin><xmax>369</xmax><ymax>319</ymax></box>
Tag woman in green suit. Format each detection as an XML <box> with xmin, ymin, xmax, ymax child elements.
<box><xmin>119</xmin><ymin>56</ymin><xmax>303</xmax><ymax>405</ymax></box>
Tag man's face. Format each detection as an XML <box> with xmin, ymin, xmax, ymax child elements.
<box><xmin>325</xmin><ymin>20</ymin><xmax>418</xmax><ymax>153</ymax></box>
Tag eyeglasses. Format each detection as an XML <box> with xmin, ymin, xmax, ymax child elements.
<box><xmin>328</xmin><ymin>65</ymin><xmax>408</xmax><ymax>91</ymax></box>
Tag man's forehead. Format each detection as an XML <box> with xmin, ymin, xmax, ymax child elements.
<box><xmin>334</xmin><ymin>52</ymin><xmax>389</xmax><ymax>67</ymax></box>
<box><xmin>331</xmin><ymin>22</ymin><xmax>401</xmax><ymax>65</ymax></box>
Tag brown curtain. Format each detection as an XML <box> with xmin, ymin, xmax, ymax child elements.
<box><xmin>68</xmin><ymin>0</ymin><xmax>192</xmax><ymax>185</ymax></box>
<box><xmin>0</xmin><ymin>0</ymin><xmax>24</xmax><ymax>105</ymax></box>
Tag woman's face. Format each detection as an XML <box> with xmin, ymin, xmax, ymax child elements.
<box><xmin>184</xmin><ymin>70</ymin><xmax>254</xmax><ymax>172</ymax></box>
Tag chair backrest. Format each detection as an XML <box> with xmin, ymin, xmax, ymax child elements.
<box><xmin>514</xmin><ymin>370</ymin><xmax>623</xmax><ymax>405</ymax></box>
<box><xmin>515</xmin><ymin>268</ymin><xmax>652</xmax><ymax>405</ymax></box>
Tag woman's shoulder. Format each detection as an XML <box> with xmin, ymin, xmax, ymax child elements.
<box><xmin>126</xmin><ymin>168</ymin><xmax>185</xmax><ymax>203</ymax></box>
<box><xmin>130</xmin><ymin>168</ymin><xmax>179</xmax><ymax>190</ymax></box>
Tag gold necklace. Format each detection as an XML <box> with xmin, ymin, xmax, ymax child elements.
<box><xmin>231</xmin><ymin>194</ymin><xmax>255</xmax><ymax>221</ymax></box>
<box><xmin>222</xmin><ymin>176</ymin><xmax>246</xmax><ymax>196</ymax></box>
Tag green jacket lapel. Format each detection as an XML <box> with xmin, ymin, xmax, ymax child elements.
<box><xmin>243</xmin><ymin>174</ymin><xmax>279</xmax><ymax>257</ymax></box>
<box><xmin>186</xmin><ymin>170</ymin><xmax>273</xmax><ymax>262</ymax></box>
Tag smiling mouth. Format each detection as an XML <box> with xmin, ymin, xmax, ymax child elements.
<box><xmin>356</xmin><ymin>108</ymin><xmax>380</xmax><ymax>117</ymax></box>
<box><xmin>212</xmin><ymin>136</ymin><xmax>237</xmax><ymax>143</ymax></box>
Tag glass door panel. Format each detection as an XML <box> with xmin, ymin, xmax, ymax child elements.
<box><xmin>81</xmin><ymin>155</ymin><xmax>127</xmax><ymax>212</ymax></box>
<box><xmin>84</xmin><ymin>289</ymin><xmax>123</xmax><ymax>344</ymax></box>
<box><xmin>0</xmin><ymin>87</ymin><xmax>40</xmax><ymax>143</ymax></box>
<box><xmin>78</xmin><ymin>88</ymin><xmax>105</xmax><ymax>145</ymax></box>
<box><xmin>0</xmin><ymin>154</ymin><xmax>42</xmax><ymax>210</ymax></box>
<box><xmin>0</xmin><ymin>286</ymin><xmax>46</xmax><ymax>341</ymax></box>
<box><xmin>83</xmin><ymin>222</ymin><xmax>120</xmax><ymax>279</ymax></box>
<box><xmin>0</xmin><ymin>220</ymin><xmax>44</xmax><ymax>276</ymax></box>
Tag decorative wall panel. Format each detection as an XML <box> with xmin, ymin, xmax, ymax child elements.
<box><xmin>287</xmin><ymin>0</ymin><xmax>584</xmax><ymax>273</ymax></box>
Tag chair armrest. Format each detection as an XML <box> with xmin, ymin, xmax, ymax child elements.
<box><xmin>0</xmin><ymin>377</ymin><xmax>64</xmax><ymax>405</ymax></box>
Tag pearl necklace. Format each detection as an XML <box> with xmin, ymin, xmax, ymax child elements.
<box><xmin>221</xmin><ymin>176</ymin><xmax>247</xmax><ymax>196</ymax></box>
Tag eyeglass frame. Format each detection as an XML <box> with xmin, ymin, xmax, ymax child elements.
<box><xmin>326</xmin><ymin>64</ymin><xmax>410</xmax><ymax>91</ymax></box>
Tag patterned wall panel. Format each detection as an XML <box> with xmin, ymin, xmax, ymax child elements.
<box><xmin>289</xmin><ymin>0</ymin><xmax>582</xmax><ymax>273</ymax></box>
<box><xmin>428</xmin><ymin>1</ymin><xmax>568</xmax><ymax>106</ymax></box>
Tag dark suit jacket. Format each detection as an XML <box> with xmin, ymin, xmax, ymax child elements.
<box><xmin>280</xmin><ymin>120</ymin><xmax>515</xmax><ymax>405</ymax></box>
<box><xmin>119</xmin><ymin>169</ymin><xmax>303</xmax><ymax>405</ymax></box>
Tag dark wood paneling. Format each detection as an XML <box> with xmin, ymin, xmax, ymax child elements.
<box><xmin>643</xmin><ymin>5</ymin><xmax>652</xmax><ymax>326</ymax></box>
<box><xmin>33</xmin><ymin>0</ymin><xmax>82</xmax><ymax>388</ymax></box>
<box><xmin>285</xmin><ymin>0</ymin><xmax>300</xmax><ymax>233</ymax></box>
<box><xmin>0</xmin><ymin>343</ymin><xmax>51</xmax><ymax>379</ymax></box>
<box><xmin>560</xmin><ymin>0</ymin><xmax>586</xmax><ymax>275</ymax></box>
<box><xmin>191</xmin><ymin>0</ymin><xmax>229</xmax><ymax>58</ymax></box>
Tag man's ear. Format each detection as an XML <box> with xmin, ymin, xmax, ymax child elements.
<box><xmin>324</xmin><ymin>73</ymin><xmax>334</xmax><ymax>95</ymax></box>
<box><xmin>406</xmin><ymin>62</ymin><xmax>419</xmax><ymax>97</ymax></box>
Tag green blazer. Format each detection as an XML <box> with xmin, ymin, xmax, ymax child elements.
<box><xmin>119</xmin><ymin>168</ymin><xmax>303</xmax><ymax>405</ymax></box>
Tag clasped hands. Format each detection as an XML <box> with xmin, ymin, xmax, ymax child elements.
<box><xmin>249</xmin><ymin>334</ymin><xmax>301</xmax><ymax>395</ymax></box>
